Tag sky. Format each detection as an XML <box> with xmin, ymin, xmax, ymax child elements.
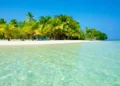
<box><xmin>0</xmin><ymin>0</ymin><xmax>120</xmax><ymax>39</ymax></box>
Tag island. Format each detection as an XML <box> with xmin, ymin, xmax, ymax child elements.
<box><xmin>0</xmin><ymin>12</ymin><xmax>108</xmax><ymax>41</ymax></box>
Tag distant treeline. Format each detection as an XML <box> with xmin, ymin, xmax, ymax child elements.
<box><xmin>0</xmin><ymin>12</ymin><xmax>107</xmax><ymax>41</ymax></box>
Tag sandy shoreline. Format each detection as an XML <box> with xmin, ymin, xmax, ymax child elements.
<box><xmin>0</xmin><ymin>40</ymin><xmax>99</xmax><ymax>45</ymax></box>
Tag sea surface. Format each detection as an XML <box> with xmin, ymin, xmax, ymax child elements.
<box><xmin>0</xmin><ymin>41</ymin><xmax>120</xmax><ymax>86</ymax></box>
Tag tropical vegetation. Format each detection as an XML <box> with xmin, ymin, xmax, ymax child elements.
<box><xmin>0</xmin><ymin>12</ymin><xmax>108</xmax><ymax>41</ymax></box>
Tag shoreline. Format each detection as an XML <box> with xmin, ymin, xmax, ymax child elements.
<box><xmin>0</xmin><ymin>40</ymin><xmax>99</xmax><ymax>45</ymax></box>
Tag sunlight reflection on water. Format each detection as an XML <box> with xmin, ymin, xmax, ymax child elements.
<box><xmin>0</xmin><ymin>42</ymin><xmax>120</xmax><ymax>86</ymax></box>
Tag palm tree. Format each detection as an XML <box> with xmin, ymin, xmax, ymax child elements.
<box><xmin>54</xmin><ymin>14</ymin><xmax>81</xmax><ymax>39</ymax></box>
<box><xmin>26</xmin><ymin>12</ymin><xmax>34</xmax><ymax>22</ymax></box>
<box><xmin>0</xmin><ymin>19</ymin><xmax>6</xmax><ymax>39</ymax></box>
<box><xmin>30</xmin><ymin>21</ymin><xmax>40</xmax><ymax>40</ymax></box>
<box><xmin>39</xmin><ymin>16</ymin><xmax>51</xmax><ymax>29</ymax></box>
<box><xmin>4</xmin><ymin>24</ymin><xmax>16</xmax><ymax>41</ymax></box>
<box><xmin>0</xmin><ymin>18</ymin><xmax>6</xmax><ymax>24</ymax></box>
<box><xmin>38</xmin><ymin>16</ymin><xmax>51</xmax><ymax>38</ymax></box>
<box><xmin>10</xmin><ymin>19</ymin><xmax>18</xmax><ymax>27</ymax></box>
<box><xmin>0</xmin><ymin>24</ymin><xmax>5</xmax><ymax>39</ymax></box>
<box><xmin>21</xmin><ymin>20</ymin><xmax>40</xmax><ymax>40</ymax></box>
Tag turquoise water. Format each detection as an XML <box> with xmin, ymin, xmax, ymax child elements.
<box><xmin>0</xmin><ymin>41</ymin><xmax>120</xmax><ymax>86</ymax></box>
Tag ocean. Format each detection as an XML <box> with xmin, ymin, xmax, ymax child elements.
<box><xmin>0</xmin><ymin>41</ymin><xmax>120</xmax><ymax>86</ymax></box>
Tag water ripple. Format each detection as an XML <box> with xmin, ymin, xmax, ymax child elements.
<box><xmin>0</xmin><ymin>42</ymin><xmax>120</xmax><ymax>86</ymax></box>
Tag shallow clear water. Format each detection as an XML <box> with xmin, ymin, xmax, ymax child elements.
<box><xmin>0</xmin><ymin>41</ymin><xmax>120</xmax><ymax>86</ymax></box>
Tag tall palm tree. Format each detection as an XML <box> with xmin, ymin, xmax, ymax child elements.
<box><xmin>4</xmin><ymin>24</ymin><xmax>17</xmax><ymax>41</ymax></box>
<box><xmin>26</xmin><ymin>12</ymin><xmax>34</xmax><ymax>22</ymax></box>
<box><xmin>30</xmin><ymin>21</ymin><xmax>40</xmax><ymax>40</ymax></box>
<box><xmin>38</xmin><ymin>16</ymin><xmax>51</xmax><ymax>38</ymax></box>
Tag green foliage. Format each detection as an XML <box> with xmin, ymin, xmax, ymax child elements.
<box><xmin>26</xmin><ymin>12</ymin><xmax>34</xmax><ymax>22</ymax></box>
<box><xmin>0</xmin><ymin>18</ymin><xmax>6</xmax><ymax>24</ymax></box>
<box><xmin>10</xmin><ymin>19</ymin><xmax>18</xmax><ymax>27</ymax></box>
<box><xmin>0</xmin><ymin>12</ymin><xmax>108</xmax><ymax>40</ymax></box>
<box><xmin>85</xmin><ymin>27</ymin><xmax>108</xmax><ymax>40</ymax></box>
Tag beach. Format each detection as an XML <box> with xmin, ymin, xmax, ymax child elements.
<box><xmin>0</xmin><ymin>40</ymin><xmax>98</xmax><ymax>45</ymax></box>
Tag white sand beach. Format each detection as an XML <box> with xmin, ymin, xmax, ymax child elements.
<box><xmin>0</xmin><ymin>40</ymin><xmax>99</xmax><ymax>45</ymax></box>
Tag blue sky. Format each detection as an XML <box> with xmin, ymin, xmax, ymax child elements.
<box><xmin>0</xmin><ymin>0</ymin><xmax>120</xmax><ymax>39</ymax></box>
